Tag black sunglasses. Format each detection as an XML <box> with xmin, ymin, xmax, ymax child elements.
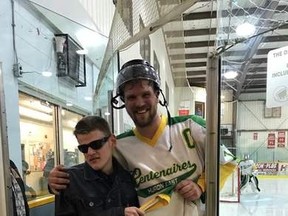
<box><xmin>77</xmin><ymin>136</ymin><xmax>110</xmax><ymax>153</ymax></box>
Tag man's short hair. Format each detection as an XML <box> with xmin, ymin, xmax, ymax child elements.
<box><xmin>73</xmin><ymin>116</ymin><xmax>111</xmax><ymax>137</ymax></box>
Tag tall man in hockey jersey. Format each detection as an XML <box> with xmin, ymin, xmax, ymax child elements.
<box><xmin>111</xmin><ymin>59</ymin><xmax>206</xmax><ymax>215</ymax></box>
<box><xmin>110</xmin><ymin>59</ymin><xmax>236</xmax><ymax>215</ymax></box>
<box><xmin>48</xmin><ymin>59</ymin><xmax>236</xmax><ymax>216</ymax></box>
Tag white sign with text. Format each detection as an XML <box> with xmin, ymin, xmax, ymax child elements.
<box><xmin>266</xmin><ymin>46</ymin><xmax>288</xmax><ymax>108</ymax></box>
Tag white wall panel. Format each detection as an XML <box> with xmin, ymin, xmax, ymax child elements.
<box><xmin>0</xmin><ymin>0</ymin><xmax>22</xmax><ymax>168</ymax></box>
<box><xmin>79</xmin><ymin>0</ymin><xmax>115</xmax><ymax>37</ymax></box>
<box><xmin>237</xmin><ymin>101</ymin><xmax>288</xmax><ymax>130</ymax></box>
<box><xmin>174</xmin><ymin>86</ymin><xmax>206</xmax><ymax>117</ymax></box>
<box><xmin>235</xmin><ymin>100</ymin><xmax>288</xmax><ymax>162</ymax></box>
<box><xmin>239</xmin><ymin>92</ymin><xmax>266</xmax><ymax>100</ymax></box>
<box><xmin>221</xmin><ymin>101</ymin><xmax>233</xmax><ymax>124</ymax></box>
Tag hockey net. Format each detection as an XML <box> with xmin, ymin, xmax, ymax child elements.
<box><xmin>219</xmin><ymin>166</ymin><xmax>240</xmax><ymax>203</ymax></box>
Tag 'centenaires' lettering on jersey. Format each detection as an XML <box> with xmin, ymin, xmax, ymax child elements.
<box><xmin>183</xmin><ymin>128</ymin><xmax>195</xmax><ymax>149</ymax></box>
<box><xmin>134</xmin><ymin>161</ymin><xmax>197</xmax><ymax>198</ymax></box>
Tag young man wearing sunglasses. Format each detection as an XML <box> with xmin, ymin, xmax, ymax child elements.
<box><xmin>55</xmin><ymin>115</ymin><xmax>144</xmax><ymax>216</ymax></box>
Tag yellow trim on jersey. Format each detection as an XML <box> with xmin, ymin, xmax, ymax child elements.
<box><xmin>140</xmin><ymin>193</ymin><xmax>171</xmax><ymax>213</ymax></box>
<box><xmin>133</xmin><ymin>115</ymin><xmax>167</xmax><ymax>147</ymax></box>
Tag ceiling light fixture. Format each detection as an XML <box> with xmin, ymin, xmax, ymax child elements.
<box><xmin>76</xmin><ymin>49</ymin><xmax>88</xmax><ymax>55</ymax></box>
<box><xmin>42</xmin><ymin>71</ymin><xmax>53</xmax><ymax>77</ymax></box>
<box><xmin>236</xmin><ymin>22</ymin><xmax>256</xmax><ymax>38</ymax></box>
<box><xmin>66</xmin><ymin>102</ymin><xmax>73</xmax><ymax>107</ymax></box>
<box><xmin>223</xmin><ymin>71</ymin><xmax>238</xmax><ymax>79</ymax></box>
<box><xmin>84</xmin><ymin>96</ymin><xmax>92</xmax><ymax>101</ymax></box>
<box><xmin>19</xmin><ymin>105</ymin><xmax>53</xmax><ymax>122</ymax></box>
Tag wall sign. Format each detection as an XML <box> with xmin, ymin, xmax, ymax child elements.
<box><xmin>267</xmin><ymin>133</ymin><xmax>276</xmax><ymax>149</ymax></box>
<box><xmin>266</xmin><ymin>45</ymin><xmax>288</xmax><ymax>108</ymax></box>
<box><xmin>277</xmin><ymin>131</ymin><xmax>286</xmax><ymax>148</ymax></box>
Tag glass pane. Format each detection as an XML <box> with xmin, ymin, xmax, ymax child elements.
<box><xmin>61</xmin><ymin>109</ymin><xmax>84</xmax><ymax>167</ymax></box>
<box><xmin>19</xmin><ymin>93</ymin><xmax>56</xmax><ymax>199</ymax></box>
<box><xmin>218</xmin><ymin>1</ymin><xmax>288</xmax><ymax>215</ymax></box>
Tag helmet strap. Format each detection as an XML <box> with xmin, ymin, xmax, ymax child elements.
<box><xmin>159</xmin><ymin>89</ymin><xmax>173</xmax><ymax>152</ymax></box>
<box><xmin>159</xmin><ymin>89</ymin><xmax>168</xmax><ymax>107</ymax></box>
<box><xmin>111</xmin><ymin>94</ymin><xmax>125</xmax><ymax>109</ymax></box>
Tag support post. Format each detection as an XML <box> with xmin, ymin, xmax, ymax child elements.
<box><xmin>205</xmin><ymin>54</ymin><xmax>220</xmax><ymax>216</ymax></box>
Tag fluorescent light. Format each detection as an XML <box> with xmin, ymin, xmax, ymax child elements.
<box><xmin>84</xmin><ymin>96</ymin><xmax>92</xmax><ymax>101</ymax></box>
<box><xmin>66</xmin><ymin>102</ymin><xmax>73</xmax><ymax>107</ymax></box>
<box><xmin>42</xmin><ymin>71</ymin><xmax>52</xmax><ymax>77</ymax></box>
<box><xmin>20</xmin><ymin>100</ymin><xmax>53</xmax><ymax>114</ymax></box>
<box><xmin>19</xmin><ymin>106</ymin><xmax>53</xmax><ymax>122</ymax></box>
<box><xmin>223</xmin><ymin>71</ymin><xmax>238</xmax><ymax>79</ymax></box>
<box><xmin>104</xmin><ymin>112</ymin><xmax>110</xmax><ymax>116</ymax></box>
<box><xmin>236</xmin><ymin>23</ymin><xmax>255</xmax><ymax>38</ymax></box>
<box><xmin>76</xmin><ymin>49</ymin><xmax>88</xmax><ymax>55</ymax></box>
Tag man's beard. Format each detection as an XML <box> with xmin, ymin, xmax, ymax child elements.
<box><xmin>130</xmin><ymin>108</ymin><xmax>157</xmax><ymax>128</ymax></box>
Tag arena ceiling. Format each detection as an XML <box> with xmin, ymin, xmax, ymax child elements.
<box><xmin>162</xmin><ymin>0</ymin><xmax>288</xmax><ymax>99</ymax></box>
<box><xmin>29</xmin><ymin>0</ymin><xmax>288</xmax><ymax>100</ymax></box>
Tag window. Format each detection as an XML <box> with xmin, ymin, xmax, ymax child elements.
<box><xmin>153</xmin><ymin>51</ymin><xmax>160</xmax><ymax>77</ymax></box>
<box><xmin>264</xmin><ymin>106</ymin><xmax>281</xmax><ymax>118</ymax></box>
<box><xmin>19</xmin><ymin>93</ymin><xmax>56</xmax><ymax>199</ymax></box>
<box><xmin>61</xmin><ymin>109</ymin><xmax>84</xmax><ymax>167</ymax></box>
<box><xmin>19</xmin><ymin>93</ymin><xmax>85</xmax><ymax>200</ymax></box>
